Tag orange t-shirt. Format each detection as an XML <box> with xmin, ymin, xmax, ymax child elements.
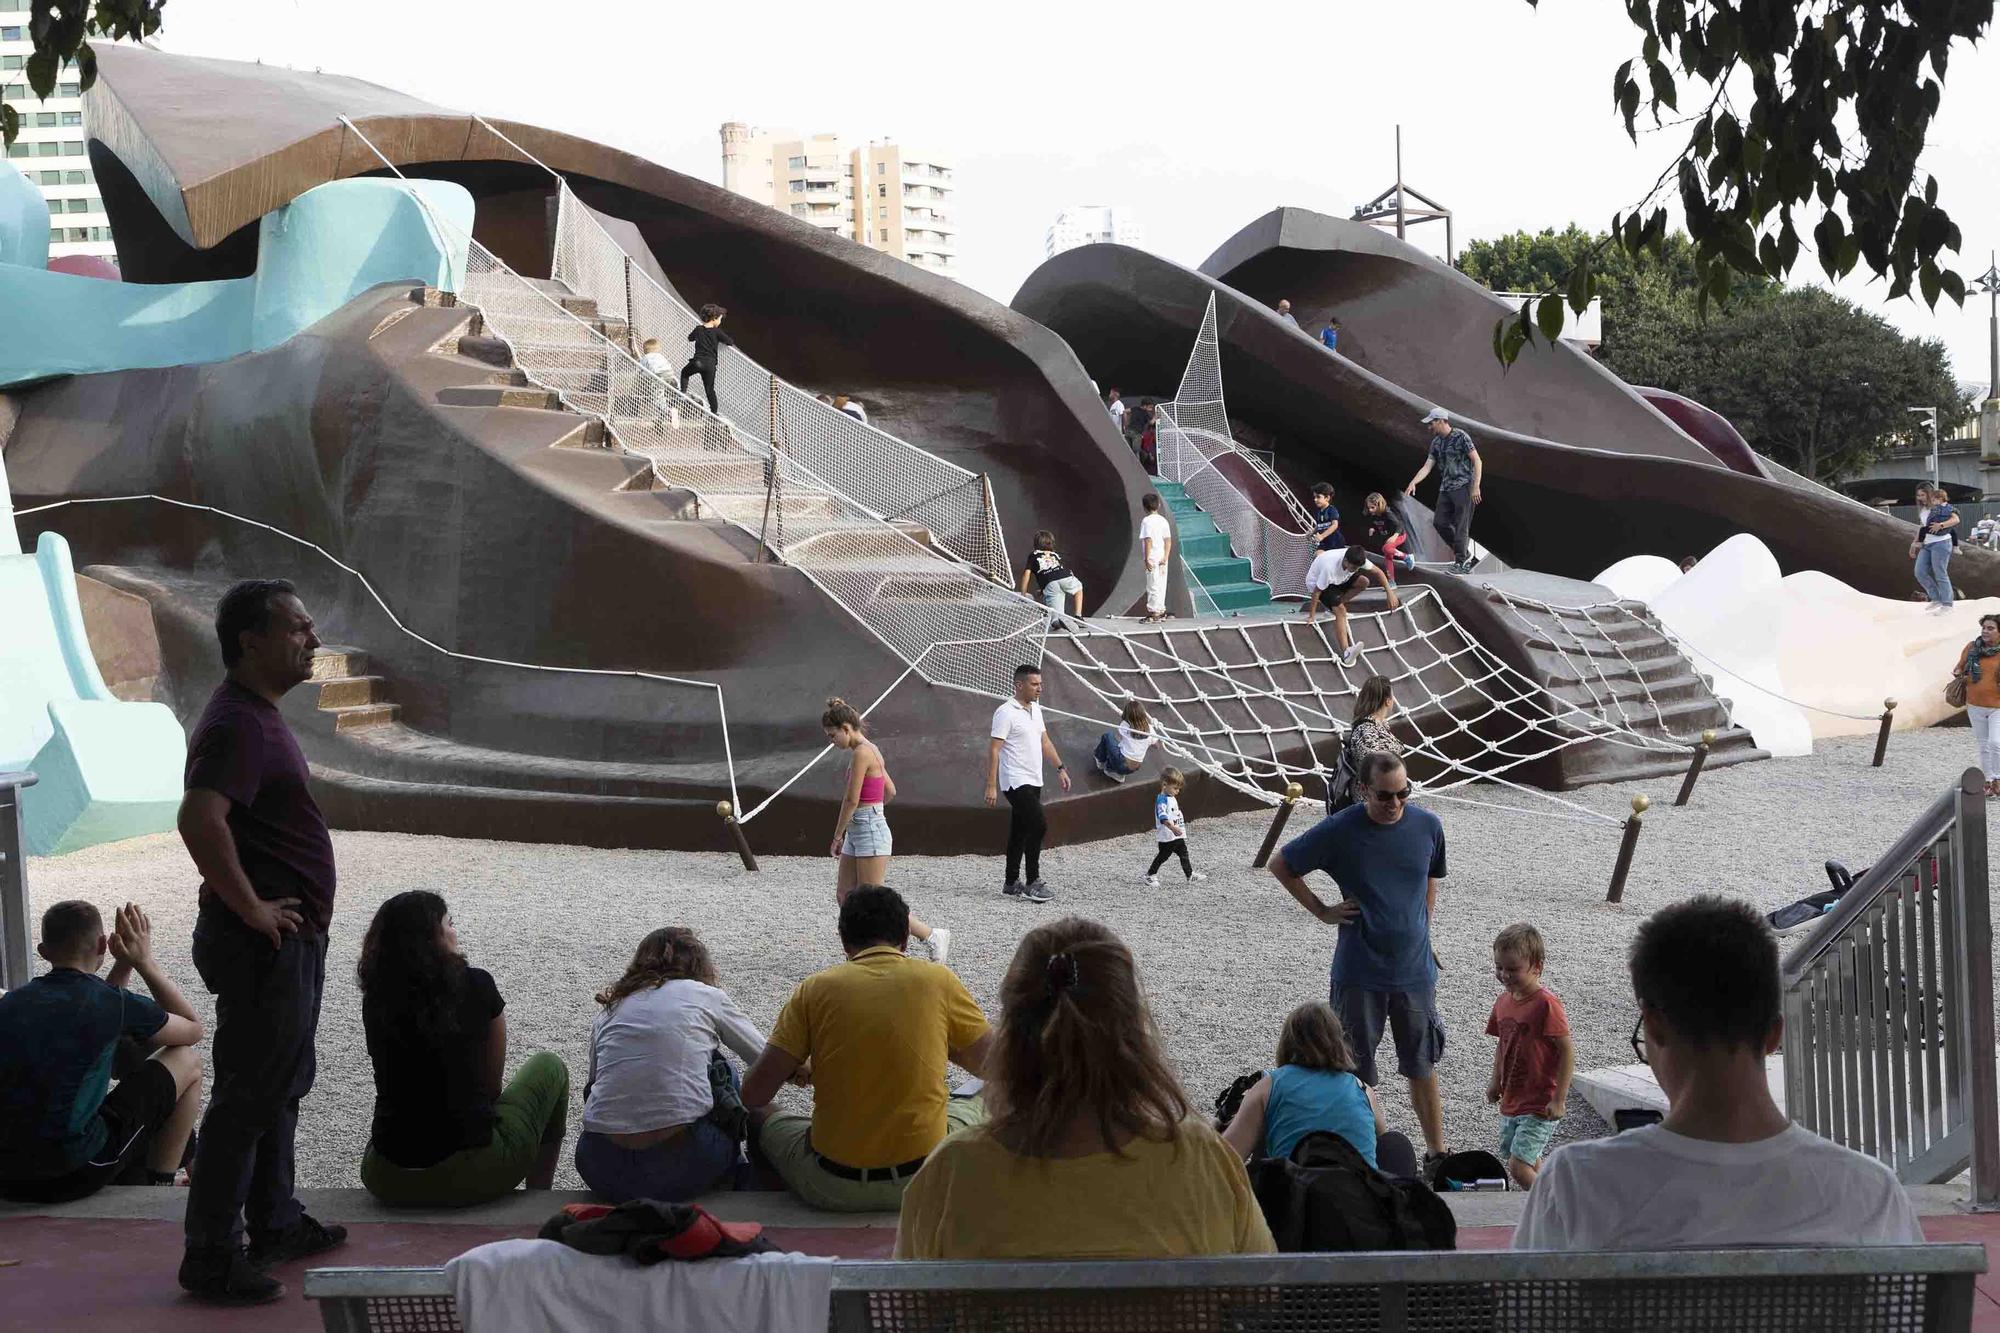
<box><xmin>1486</xmin><ymin>987</ymin><xmax>1570</xmax><ymax>1118</ymax></box>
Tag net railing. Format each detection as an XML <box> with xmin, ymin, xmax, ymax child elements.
<box><xmin>550</xmin><ymin>185</ymin><xmax>1010</xmax><ymax>582</ymax></box>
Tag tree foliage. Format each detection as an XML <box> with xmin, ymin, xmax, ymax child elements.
<box><xmin>1</xmin><ymin>1</ymin><xmax>163</xmax><ymax>149</ymax></box>
<box><xmin>1499</xmin><ymin>0</ymin><xmax>1992</xmax><ymax>364</ymax></box>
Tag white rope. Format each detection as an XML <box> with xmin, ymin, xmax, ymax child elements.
<box><xmin>733</xmin><ymin>663</ymin><xmax>920</xmax><ymax>824</ymax></box>
<box><xmin>10</xmin><ymin>494</ymin><xmax>745</xmax><ymax>814</ymax></box>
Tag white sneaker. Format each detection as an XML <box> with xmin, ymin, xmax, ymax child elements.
<box><xmin>1341</xmin><ymin>644</ymin><xmax>1360</xmax><ymax>668</ymax></box>
<box><xmin>925</xmin><ymin>927</ymin><xmax>952</xmax><ymax>966</ymax></box>
<box><xmin>1142</xmin><ymin>873</ymin><xmax>1160</xmax><ymax>888</ymax></box>
<box><xmin>1188</xmin><ymin>870</ymin><xmax>1209</xmax><ymax>883</ymax></box>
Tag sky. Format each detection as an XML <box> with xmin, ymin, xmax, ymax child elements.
<box><xmin>151</xmin><ymin>0</ymin><xmax>2000</xmax><ymax>388</ymax></box>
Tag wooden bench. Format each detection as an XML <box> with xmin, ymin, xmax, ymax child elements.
<box><xmin>305</xmin><ymin>1244</ymin><xmax>1987</xmax><ymax>1330</ymax></box>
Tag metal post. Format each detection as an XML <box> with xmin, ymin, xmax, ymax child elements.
<box><xmin>1674</xmin><ymin>729</ymin><xmax>1715</xmax><ymax>807</ymax></box>
<box><xmin>1951</xmin><ymin>768</ymin><xmax>1999</xmax><ymax>1208</ymax></box>
<box><xmin>716</xmin><ymin>801</ymin><xmax>758</xmax><ymax>872</ymax></box>
<box><xmin>756</xmin><ymin>378</ymin><xmax>782</xmax><ymax>562</ymax></box>
<box><xmin>1393</xmin><ymin>125</ymin><xmax>1406</xmax><ymax>240</ymax></box>
<box><xmin>1252</xmin><ymin>782</ymin><xmax>1304</xmax><ymax>869</ymax></box>
<box><xmin>0</xmin><ymin>771</ymin><xmax>39</xmax><ymax>990</ymax></box>
<box><xmin>622</xmin><ymin>254</ymin><xmax>635</xmax><ymax>349</ymax></box>
<box><xmin>1873</xmin><ymin>698</ymin><xmax>1898</xmax><ymax>768</ymax></box>
<box><xmin>1605</xmin><ymin>794</ymin><xmax>1650</xmax><ymax>903</ymax></box>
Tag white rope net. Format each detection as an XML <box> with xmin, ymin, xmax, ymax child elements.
<box><xmin>1155</xmin><ymin>295</ymin><xmax>1321</xmax><ymax>598</ymax></box>
<box><xmin>549</xmin><ymin>186</ymin><xmax>1010</xmax><ymax>583</ymax></box>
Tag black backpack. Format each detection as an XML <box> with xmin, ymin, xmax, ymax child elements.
<box><xmin>1423</xmin><ymin>1148</ymin><xmax>1508</xmax><ymax>1192</ymax></box>
<box><xmin>1247</xmin><ymin>1131</ymin><xmax>1457</xmax><ymax>1252</ymax></box>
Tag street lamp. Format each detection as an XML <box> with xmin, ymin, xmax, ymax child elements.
<box><xmin>1909</xmin><ymin>405</ymin><xmax>1940</xmax><ymax>489</ymax></box>
<box><xmin>1975</xmin><ymin>254</ymin><xmax>2000</xmax><ymax>403</ymax></box>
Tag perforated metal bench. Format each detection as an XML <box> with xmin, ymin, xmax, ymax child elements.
<box><xmin>306</xmin><ymin>1244</ymin><xmax>1986</xmax><ymax>1331</ymax></box>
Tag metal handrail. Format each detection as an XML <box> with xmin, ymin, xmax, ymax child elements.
<box><xmin>1781</xmin><ymin>781</ymin><xmax>1963</xmax><ymax>981</ymax></box>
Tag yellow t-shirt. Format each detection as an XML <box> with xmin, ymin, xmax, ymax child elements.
<box><xmin>894</xmin><ymin>1119</ymin><xmax>1277</xmax><ymax>1260</ymax></box>
<box><xmin>766</xmin><ymin>945</ymin><xmax>989</xmax><ymax>1168</ymax></box>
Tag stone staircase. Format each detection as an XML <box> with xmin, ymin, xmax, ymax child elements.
<box><xmin>1152</xmin><ymin>478</ymin><xmax>1279</xmax><ymax>613</ymax></box>
<box><xmin>308</xmin><ymin>645</ymin><xmax>398</xmax><ymax>733</ymax></box>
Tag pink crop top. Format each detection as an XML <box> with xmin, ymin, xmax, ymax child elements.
<box><xmin>859</xmin><ymin>774</ymin><xmax>887</xmax><ymax>804</ymax></box>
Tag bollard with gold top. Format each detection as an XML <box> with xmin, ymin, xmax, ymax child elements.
<box><xmin>1605</xmin><ymin>794</ymin><xmax>1650</xmax><ymax>903</ymax></box>
<box><xmin>1674</xmin><ymin>729</ymin><xmax>1716</xmax><ymax>807</ymax></box>
<box><xmin>1252</xmin><ymin>781</ymin><xmax>1305</xmax><ymax>870</ymax></box>
<box><xmin>717</xmin><ymin>800</ymin><xmax>758</xmax><ymax>872</ymax></box>
<box><xmin>1872</xmin><ymin>698</ymin><xmax>1897</xmax><ymax>768</ymax></box>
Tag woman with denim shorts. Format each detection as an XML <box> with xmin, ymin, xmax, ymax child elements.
<box><xmin>824</xmin><ymin>697</ymin><xmax>951</xmax><ymax>964</ymax></box>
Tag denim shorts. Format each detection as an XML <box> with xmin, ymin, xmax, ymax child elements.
<box><xmin>1330</xmin><ymin>982</ymin><xmax>1446</xmax><ymax>1085</ymax></box>
<box><xmin>1498</xmin><ymin>1113</ymin><xmax>1559</xmax><ymax>1166</ymax></box>
<box><xmin>841</xmin><ymin>804</ymin><xmax>892</xmax><ymax>857</ymax></box>
<box><xmin>1040</xmin><ymin>575</ymin><xmax>1083</xmax><ymax>609</ymax></box>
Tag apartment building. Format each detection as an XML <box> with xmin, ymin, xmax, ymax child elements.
<box><xmin>1046</xmin><ymin>204</ymin><xmax>1143</xmax><ymax>258</ymax></box>
<box><xmin>0</xmin><ymin>7</ymin><xmax>113</xmax><ymax>262</ymax></box>
<box><xmin>720</xmin><ymin>122</ymin><xmax>958</xmax><ymax>281</ymax></box>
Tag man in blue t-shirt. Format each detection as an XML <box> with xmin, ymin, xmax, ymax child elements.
<box><xmin>1269</xmin><ymin>752</ymin><xmax>1450</xmax><ymax>1167</ymax></box>
<box><xmin>0</xmin><ymin>900</ymin><xmax>204</xmax><ymax>1204</ymax></box>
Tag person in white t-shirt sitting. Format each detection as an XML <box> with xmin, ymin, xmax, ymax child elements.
<box><xmin>1514</xmin><ymin>894</ymin><xmax>1922</xmax><ymax>1251</ymax></box>
<box><xmin>1092</xmin><ymin>698</ymin><xmax>1159</xmax><ymax>783</ymax></box>
<box><xmin>984</xmin><ymin>664</ymin><xmax>1071</xmax><ymax>903</ymax></box>
<box><xmin>1140</xmin><ymin>494</ymin><xmax>1174</xmax><ymax>624</ymax></box>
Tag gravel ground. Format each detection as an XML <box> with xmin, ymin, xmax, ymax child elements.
<box><xmin>23</xmin><ymin>728</ymin><xmax>1983</xmax><ymax>1188</ymax></box>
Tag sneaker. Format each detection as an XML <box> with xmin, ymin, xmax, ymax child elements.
<box><xmin>1341</xmin><ymin>644</ymin><xmax>1360</xmax><ymax>668</ymax></box>
<box><xmin>1003</xmin><ymin>880</ymin><xmax>1028</xmax><ymax>900</ymax></box>
<box><xmin>1024</xmin><ymin>879</ymin><xmax>1055</xmax><ymax>902</ymax></box>
<box><xmin>246</xmin><ymin>1214</ymin><xmax>348</xmax><ymax>1268</ymax></box>
<box><xmin>1095</xmin><ymin>758</ymin><xmax>1125</xmax><ymax>782</ymax></box>
<box><xmin>1188</xmin><ymin>870</ymin><xmax>1210</xmax><ymax>883</ymax></box>
<box><xmin>179</xmin><ymin>1247</ymin><xmax>286</xmax><ymax>1305</ymax></box>
<box><xmin>1420</xmin><ymin>1150</ymin><xmax>1451</xmax><ymax>1181</ymax></box>
<box><xmin>925</xmin><ymin>927</ymin><xmax>952</xmax><ymax>966</ymax></box>
<box><xmin>1453</xmin><ymin>559</ymin><xmax>1476</xmax><ymax>575</ymax></box>
<box><xmin>1143</xmin><ymin>873</ymin><xmax>1160</xmax><ymax>888</ymax></box>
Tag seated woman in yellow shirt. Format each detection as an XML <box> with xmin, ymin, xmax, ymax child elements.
<box><xmin>895</xmin><ymin>918</ymin><xmax>1275</xmax><ymax>1260</ymax></box>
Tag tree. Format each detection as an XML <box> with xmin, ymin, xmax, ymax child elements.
<box><xmin>1458</xmin><ymin>226</ymin><xmax>1769</xmax><ymax>324</ymax></box>
<box><xmin>1608</xmin><ymin>285</ymin><xmax>1966</xmax><ymax>483</ymax></box>
<box><xmin>1</xmin><ymin>2</ymin><xmax>163</xmax><ymax>149</ymax></box>
<box><xmin>1498</xmin><ymin>1</ymin><xmax>1993</xmax><ymax>364</ymax></box>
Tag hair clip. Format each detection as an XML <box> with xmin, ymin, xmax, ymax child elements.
<box><xmin>1046</xmin><ymin>951</ymin><xmax>1081</xmax><ymax>995</ymax></box>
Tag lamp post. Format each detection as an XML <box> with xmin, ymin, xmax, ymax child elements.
<box><xmin>1976</xmin><ymin>255</ymin><xmax>2000</xmax><ymax>403</ymax></box>
<box><xmin>1909</xmin><ymin>406</ymin><xmax>1940</xmax><ymax>490</ymax></box>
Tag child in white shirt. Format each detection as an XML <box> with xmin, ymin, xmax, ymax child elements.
<box><xmin>1144</xmin><ymin>768</ymin><xmax>1207</xmax><ymax>887</ymax></box>
<box><xmin>1093</xmin><ymin>699</ymin><xmax>1158</xmax><ymax>783</ymax></box>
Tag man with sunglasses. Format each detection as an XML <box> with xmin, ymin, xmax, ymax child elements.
<box><xmin>1268</xmin><ymin>753</ymin><xmax>1450</xmax><ymax>1170</ymax></box>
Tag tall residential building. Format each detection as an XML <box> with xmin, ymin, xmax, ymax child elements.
<box><xmin>1046</xmin><ymin>205</ymin><xmax>1143</xmax><ymax>259</ymax></box>
<box><xmin>720</xmin><ymin>122</ymin><xmax>958</xmax><ymax>281</ymax></box>
<box><xmin>0</xmin><ymin>10</ymin><xmax>113</xmax><ymax>263</ymax></box>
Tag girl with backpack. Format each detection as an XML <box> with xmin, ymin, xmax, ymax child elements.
<box><xmin>1330</xmin><ymin>676</ymin><xmax>1402</xmax><ymax>810</ymax></box>
<box><xmin>1219</xmin><ymin>1001</ymin><xmax>1416</xmax><ymax>1177</ymax></box>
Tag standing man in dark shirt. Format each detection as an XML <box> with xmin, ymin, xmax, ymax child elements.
<box><xmin>679</xmin><ymin>303</ymin><xmax>734</xmax><ymax>414</ymax></box>
<box><xmin>177</xmin><ymin>579</ymin><xmax>346</xmax><ymax>1305</ymax></box>
<box><xmin>1404</xmin><ymin>407</ymin><xmax>1483</xmax><ymax>575</ymax></box>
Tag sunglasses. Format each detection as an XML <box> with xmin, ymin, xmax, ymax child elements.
<box><xmin>1367</xmin><ymin>786</ymin><xmax>1412</xmax><ymax>803</ymax></box>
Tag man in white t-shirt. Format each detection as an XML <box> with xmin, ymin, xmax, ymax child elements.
<box><xmin>1140</xmin><ymin>493</ymin><xmax>1174</xmax><ymax>623</ymax></box>
<box><xmin>1514</xmin><ymin>894</ymin><xmax>1922</xmax><ymax>1252</ymax></box>
<box><xmin>984</xmin><ymin>664</ymin><xmax>1071</xmax><ymax>902</ymax></box>
<box><xmin>1107</xmin><ymin>387</ymin><xmax>1126</xmax><ymax>430</ymax></box>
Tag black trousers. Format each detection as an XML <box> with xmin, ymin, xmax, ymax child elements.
<box><xmin>679</xmin><ymin>359</ymin><xmax>719</xmax><ymax>412</ymax></box>
<box><xmin>1433</xmin><ymin>484</ymin><xmax>1474</xmax><ymax>563</ymax></box>
<box><xmin>1148</xmin><ymin>839</ymin><xmax>1193</xmax><ymax>878</ymax></box>
<box><xmin>183</xmin><ymin>901</ymin><xmax>327</xmax><ymax>1252</ymax></box>
<box><xmin>1004</xmin><ymin>784</ymin><xmax>1046</xmax><ymax>885</ymax></box>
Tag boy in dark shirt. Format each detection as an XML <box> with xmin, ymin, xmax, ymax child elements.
<box><xmin>0</xmin><ymin>900</ymin><xmax>204</xmax><ymax>1203</ymax></box>
<box><xmin>1308</xmin><ymin>482</ymin><xmax>1343</xmax><ymax>552</ymax></box>
<box><xmin>1017</xmin><ymin>528</ymin><xmax>1085</xmax><ymax>617</ymax></box>
<box><xmin>680</xmin><ymin>304</ymin><xmax>734</xmax><ymax>413</ymax></box>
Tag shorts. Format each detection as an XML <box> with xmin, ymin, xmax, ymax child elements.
<box><xmin>1331</xmin><ymin>982</ymin><xmax>1445</xmax><ymax>1086</ymax></box>
<box><xmin>0</xmin><ymin>1056</ymin><xmax>178</xmax><ymax>1204</ymax></box>
<box><xmin>1499</xmin><ymin>1113</ymin><xmax>1558</xmax><ymax>1166</ymax></box>
<box><xmin>841</xmin><ymin>804</ymin><xmax>893</xmax><ymax>858</ymax></box>
<box><xmin>1039</xmin><ymin>575</ymin><xmax>1083</xmax><ymax>610</ymax></box>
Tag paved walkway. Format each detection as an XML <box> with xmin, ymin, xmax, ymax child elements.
<box><xmin>3</xmin><ymin>1185</ymin><xmax>1994</xmax><ymax>1330</ymax></box>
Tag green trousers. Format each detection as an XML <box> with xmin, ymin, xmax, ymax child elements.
<box><xmin>361</xmin><ymin>1051</ymin><xmax>569</xmax><ymax>1207</ymax></box>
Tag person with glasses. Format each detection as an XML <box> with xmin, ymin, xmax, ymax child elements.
<box><xmin>1267</xmin><ymin>753</ymin><xmax>1451</xmax><ymax>1173</ymax></box>
<box><xmin>1513</xmin><ymin>895</ymin><xmax>1921</xmax><ymax>1250</ymax></box>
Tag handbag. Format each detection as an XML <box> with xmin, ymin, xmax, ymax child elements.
<box><xmin>1947</xmin><ymin>675</ymin><xmax>1969</xmax><ymax>709</ymax></box>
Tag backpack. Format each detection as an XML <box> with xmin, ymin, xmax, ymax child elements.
<box><xmin>1213</xmin><ymin>1070</ymin><xmax>1263</xmax><ymax>1132</ymax></box>
<box><xmin>1327</xmin><ymin>741</ymin><xmax>1358</xmax><ymax>812</ymax></box>
<box><xmin>1424</xmin><ymin>1148</ymin><xmax>1509</xmax><ymax>1192</ymax></box>
<box><xmin>1247</xmin><ymin>1131</ymin><xmax>1457</xmax><ymax>1252</ymax></box>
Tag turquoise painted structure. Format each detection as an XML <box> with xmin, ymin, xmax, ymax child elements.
<box><xmin>0</xmin><ymin>169</ymin><xmax>471</xmax><ymax>389</ymax></box>
<box><xmin>1152</xmin><ymin>479</ymin><xmax>1280</xmax><ymax>612</ymax></box>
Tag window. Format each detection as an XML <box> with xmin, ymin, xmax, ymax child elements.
<box><xmin>878</xmin><ymin>206</ymin><xmax>886</xmax><ymax>219</ymax></box>
<box><xmin>787</xmin><ymin>155</ymin><xmax>806</xmax><ymax>168</ymax></box>
<box><xmin>59</xmin><ymin>81</ymin><xmax>79</xmax><ymax>96</ymax></box>
<box><xmin>791</xmin><ymin>203</ymin><xmax>808</xmax><ymax>217</ymax></box>
<box><xmin>61</xmin><ymin>111</ymin><xmax>81</xmax><ymax>126</ymax></box>
<box><xmin>3</xmin><ymin>144</ymin><xmax>25</xmax><ymax>159</ymax></box>
<box><xmin>35</xmin><ymin>141</ymin><xmax>58</xmax><ymax>156</ymax></box>
<box><xmin>64</xmin><ymin>169</ymin><xmax>87</xmax><ymax>183</ymax></box>
<box><xmin>64</xmin><ymin>198</ymin><xmax>90</xmax><ymax>213</ymax></box>
<box><xmin>62</xmin><ymin>140</ymin><xmax>82</xmax><ymax>154</ymax></box>
<box><xmin>787</xmin><ymin>180</ymin><xmax>804</xmax><ymax>193</ymax></box>
<box><xmin>877</xmin><ymin>183</ymin><xmax>886</xmax><ymax>197</ymax></box>
<box><xmin>38</xmin><ymin>169</ymin><xmax>58</xmax><ymax>183</ymax></box>
<box><xmin>34</xmin><ymin>112</ymin><xmax>54</xmax><ymax>127</ymax></box>
<box><xmin>49</xmin><ymin>226</ymin><xmax>62</xmax><ymax>243</ymax></box>
<box><xmin>876</xmin><ymin>162</ymin><xmax>885</xmax><ymax>175</ymax></box>
<box><xmin>0</xmin><ymin>25</ymin><xmax>20</xmax><ymax>38</ymax></box>
<box><xmin>67</xmin><ymin>227</ymin><xmax>87</xmax><ymax>241</ymax></box>
<box><xmin>1</xmin><ymin>54</ymin><xmax>20</xmax><ymax>69</ymax></box>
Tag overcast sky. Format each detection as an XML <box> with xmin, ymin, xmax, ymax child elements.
<box><xmin>154</xmin><ymin>0</ymin><xmax>2000</xmax><ymax>388</ymax></box>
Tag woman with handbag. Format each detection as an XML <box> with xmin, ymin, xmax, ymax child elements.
<box><xmin>1951</xmin><ymin>614</ymin><xmax>2000</xmax><ymax>796</ymax></box>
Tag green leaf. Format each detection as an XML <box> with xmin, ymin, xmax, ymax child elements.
<box><xmin>75</xmin><ymin>42</ymin><xmax>96</xmax><ymax>92</ymax></box>
<box><xmin>1741</xmin><ymin>132</ymin><xmax>1765</xmax><ymax>173</ymax></box>
<box><xmin>1920</xmin><ymin>261</ymin><xmax>1942</xmax><ymax>309</ymax></box>
<box><xmin>1537</xmin><ymin>293</ymin><xmax>1567</xmax><ymax>342</ymax></box>
<box><xmin>1568</xmin><ymin>262</ymin><xmax>1594</xmax><ymax>315</ymax></box>
<box><xmin>1647</xmin><ymin>58</ymin><xmax>1679</xmax><ymax>111</ymax></box>
<box><xmin>0</xmin><ymin>103</ymin><xmax>17</xmax><ymax>150</ymax></box>
<box><xmin>1492</xmin><ymin>315</ymin><xmax>1508</xmax><ymax>363</ymax></box>
<box><xmin>1940</xmin><ymin>270</ymin><xmax>1967</xmax><ymax>304</ymax></box>
<box><xmin>24</xmin><ymin>49</ymin><xmax>56</xmax><ymax>101</ymax></box>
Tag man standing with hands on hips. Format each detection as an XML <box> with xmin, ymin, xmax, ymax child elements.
<box><xmin>1267</xmin><ymin>752</ymin><xmax>1451</xmax><ymax>1172</ymax></box>
<box><xmin>1404</xmin><ymin>407</ymin><xmax>1482</xmax><ymax>575</ymax></box>
<box><xmin>176</xmin><ymin>580</ymin><xmax>347</xmax><ymax>1305</ymax></box>
<box><xmin>985</xmin><ymin>664</ymin><xmax>1071</xmax><ymax>903</ymax></box>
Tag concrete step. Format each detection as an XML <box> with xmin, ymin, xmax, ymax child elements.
<box><xmin>557</xmin><ymin>294</ymin><xmax>600</xmax><ymax>319</ymax></box>
<box><xmin>456</xmin><ymin>334</ymin><xmax>515</xmax><ymax>368</ymax></box>
<box><xmin>436</xmin><ymin>384</ymin><xmax>563</xmax><ymax>411</ymax></box>
<box><xmin>1199</xmin><ymin>580</ymin><xmax>1275</xmax><ymax>611</ymax></box>
<box><xmin>1181</xmin><ymin>531</ymin><xmax>1234</xmax><ymax>561</ymax></box>
<box><xmin>314</xmin><ymin>675</ymin><xmax>388</xmax><ymax>709</ymax></box>
<box><xmin>1188</xmin><ymin>554</ymin><xmax>1253</xmax><ymax>586</ymax></box>
<box><xmin>326</xmin><ymin>702</ymin><xmax>400</xmax><ymax>733</ymax></box>
<box><xmin>310</xmin><ymin>645</ymin><xmax>368</xmax><ymax>680</ymax></box>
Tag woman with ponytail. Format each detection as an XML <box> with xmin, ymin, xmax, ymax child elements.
<box><xmin>894</xmin><ymin>918</ymin><xmax>1273</xmax><ymax>1259</ymax></box>
<box><xmin>574</xmin><ymin>927</ymin><xmax>769</xmax><ymax>1201</ymax></box>
<box><xmin>823</xmin><ymin>696</ymin><xmax>950</xmax><ymax>964</ymax></box>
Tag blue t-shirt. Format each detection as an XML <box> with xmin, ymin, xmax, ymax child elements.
<box><xmin>1264</xmin><ymin>1064</ymin><xmax>1377</xmax><ymax>1167</ymax></box>
<box><xmin>1312</xmin><ymin>503</ymin><xmax>1344</xmax><ymax>552</ymax></box>
<box><xmin>0</xmin><ymin>969</ymin><xmax>167</xmax><ymax>1178</ymax></box>
<box><xmin>1280</xmin><ymin>804</ymin><xmax>1447</xmax><ymax>990</ymax></box>
<box><xmin>1320</xmin><ymin>327</ymin><xmax>1339</xmax><ymax>351</ymax></box>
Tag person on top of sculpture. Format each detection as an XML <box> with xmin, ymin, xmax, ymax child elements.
<box><xmin>1275</xmin><ymin>299</ymin><xmax>1300</xmax><ymax>330</ymax></box>
<box><xmin>1319</xmin><ymin>317</ymin><xmax>1341</xmax><ymax>352</ymax></box>
<box><xmin>1514</xmin><ymin>895</ymin><xmax>1921</xmax><ymax>1249</ymax></box>
<box><xmin>679</xmin><ymin>304</ymin><xmax>733</xmax><ymax>414</ymax></box>
<box><xmin>1404</xmin><ymin>407</ymin><xmax>1481</xmax><ymax>575</ymax></box>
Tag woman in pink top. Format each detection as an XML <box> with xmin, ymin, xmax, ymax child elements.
<box><xmin>824</xmin><ymin>698</ymin><xmax>950</xmax><ymax>964</ymax></box>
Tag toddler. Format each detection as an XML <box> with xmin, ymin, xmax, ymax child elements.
<box><xmin>1485</xmin><ymin>922</ymin><xmax>1574</xmax><ymax>1189</ymax></box>
<box><xmin>1143</xmin><ymin>768</ymin><xmax>1208</xmax><ymax>886</ymax></box>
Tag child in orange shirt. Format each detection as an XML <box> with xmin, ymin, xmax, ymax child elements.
<box><xmin>1486</xmin><ymin>922</ymin><xmax>1574</xmax><ymax>1189</ymax></box>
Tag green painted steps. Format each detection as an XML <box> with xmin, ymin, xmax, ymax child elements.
<box><xmin>1151</xmin><ymin>480</ymin><xmax>1280</xmax><ymax>613</ymax></box>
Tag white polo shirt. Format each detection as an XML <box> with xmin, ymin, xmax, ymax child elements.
<box><xmin>990</xmin><ymin>697</ymin><xmax>1047</xmax><ymax>792</ymax></box>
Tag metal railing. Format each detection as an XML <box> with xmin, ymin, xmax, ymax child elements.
<box><xmin>1781</xmin><ymin>767</ymin><xmax>1999</xmax><ymax>1206</ymax></box>
<box><xmin>0</xmin><ymin>770</ymin><xmax>35</xmax><ymax>989</ymax></box>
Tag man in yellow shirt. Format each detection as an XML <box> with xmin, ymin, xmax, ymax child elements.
<box><xmin>742</xmin><ymin>886</ymin><xmax>992</xmax><ymax>1211</ymax></box>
